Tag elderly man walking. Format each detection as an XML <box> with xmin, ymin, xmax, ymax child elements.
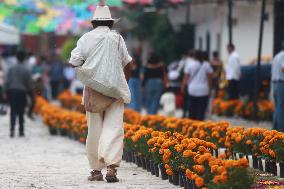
<box><xmin>272</xmin><ymin>41</ymin><xmax>284</xmax><ymax>132</ymax></box>
<box><xmin>69</xmin><ymin>3</ymin><xmax>133</xmax><ymax>183</ymax></box>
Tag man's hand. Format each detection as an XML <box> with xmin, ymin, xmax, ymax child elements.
<box><xmin>124</xmin><ymin>60</ymin><xmax>134</xmax><ymax>82</ymax></box>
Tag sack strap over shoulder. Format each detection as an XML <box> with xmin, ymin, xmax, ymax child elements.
<box><xmin>189</xmin><ymin>63</ymin><xmax>203</xmax><ymax>83</ymax></box>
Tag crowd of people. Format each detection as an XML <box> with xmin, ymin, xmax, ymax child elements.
<box><xmin>0</xmin><ymin>40</ymin><xmax>283</xmax><ymax>137</ymax></box>
<box><xmin>0</xmin><ymin>48</ymin><xmax>83</xmax><ymax>137</ymax></box>
<box><xmin>128</xmin><ymin>44</ymin><xmax>241</xmax><ymax>121</ymax></box>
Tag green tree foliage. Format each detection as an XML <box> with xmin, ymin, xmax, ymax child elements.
<box><xmin>126</xmin><ymin>10</ymin><xmax>194</xmax><ymax>64</ymax></box>
<box><xmin>61</xmin><ymin>37</ymin><xmax>79</xmax><ymax>63</ymax></box>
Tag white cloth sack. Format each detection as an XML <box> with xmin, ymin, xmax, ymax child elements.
<box><xmin>75</xmin><ymin>31</ymin><xmax>131</xmax><ymax>103</ymax></box>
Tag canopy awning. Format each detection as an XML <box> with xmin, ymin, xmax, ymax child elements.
<box><xmin>0</xmin><ymin>22</ymin><xmax>20</xmax><ymax>45</ymax></box>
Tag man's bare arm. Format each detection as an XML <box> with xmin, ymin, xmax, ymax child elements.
<box><xmin>124</xmin><ymin>60</ymin><xmax>135</xmax><ymax>82</ymax></box>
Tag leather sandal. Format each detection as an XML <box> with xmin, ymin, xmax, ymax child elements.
<box><xmin>105</xmin><ymin>165</ymin><xmax>119</xmax><ymax>183</ymax></box>
<box><xmin>88</xmin><ymin>170</ymin><xmax>104</xmax><ymax>181</ymax></box>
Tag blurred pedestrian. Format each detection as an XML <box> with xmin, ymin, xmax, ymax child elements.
<box><xmin>0</xmin><ymin>63</ymin><xmax>6</xmax><ymax>115</ymax></box>
<box><xmin>5</xmin><ymin>51</ymin><xmax>33</xmax><ymax>137</ymax></box>
<box><xmin>225</xmin><ymin>44</ymin><xmax>241</xmax><ymax>99</ymax></box>
<box><xmin>182</xmin><ymin>50</ymin><xmax>213</xmax><ymax>121</ymax></box>
<box><xmin>26</xmin><ymin>52</ymin><xmax>37</xmax><ymax>71</ymax></box>
<box><xmin>272</xmin><ymin>41</ymin><xmax>284</xmax><ymax>132</ymax></box>
<box><xmin>69</xmin><ymin>4</ymin><xmax>133</xmax><ymax>183</ymax></box>
<box><xmin>48</xmin><ymin>53</ymin><xmax>64</xmax><ymax>100</ymax></box>
<box><xmin>210</xmin><ymin>51</ymin><xmax>223</xmax><ymax>96</ymax></box>
<box><xmin>160</xmin><ymin>88</ymin><xmax>176</xmax><ymax>117</ymax></box>
<box><xmin>168</xmin><ymin>60</ymin><xmax>182</xmax><ymax>93</ymax></box>
<box><xmin>63</xmin><ymin>64</ymin><xmax>76</xmax><ymax>89</ymax></box>
<box><xmin>142</xmin><ymin>53</ymin><xmax>166</xmax><ymax>114</ymax></box>
<box><xmin>182</xmin><ymin>50</ymin><xmax>195</xmax><ymax>118</ymax></box>
<box><xmin>128</xmin><ymin>49</ymin><xmax>142</xmax><ymax>112</ymax></box>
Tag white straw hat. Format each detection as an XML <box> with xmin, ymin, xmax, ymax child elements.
<box><xmin>92</xmin><ymin>5</ymin><xmax>119</xmax><ymax>23</ymax></box>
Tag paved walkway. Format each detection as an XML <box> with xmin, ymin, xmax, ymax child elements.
<box><xmin>0</xmin><ymin>114</ymin><xmax>178</xmax><ymax>189</ymax></box>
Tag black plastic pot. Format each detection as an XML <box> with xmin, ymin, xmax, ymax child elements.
<box><xmin>270</xmin><ymin>160</ymin><xmax>277</xmax><ymax>176</ymax></box>
<box><xmin>186</xmin><ymin>179</ymin><xmax>194</xmax><ymax>189</ymax></box>
<box><xmin>280</xmin><ymin>162</ymin><xmax>284</xmax><ymax>178</ymax></box>
<box><xmin>172</xmin><ymin>172</ymin><xmax>179</xmax><ymax>186</ymax></box>
<box><xmin>179</xmin><ymin>171</ymin><xmax>185</xmax><ymax>187</ymax></box>
<box><xmin>127</xmin><ymin>151</ymin><xmax>133</xmax><ymax>163</ymax></box>
<box><xmin>183</xmin><ymin>178</ymin><xmax>188</xmax><ymax>189</ymax></box>
<box><xmin>59</xmin><ymin>129</ymin><xmax>68</xmax><ymax>136</ymax></box>
<box><xmin>154</xmin><ymin>163</ymin><xmax>159</xmax><ymax>177</ymax></box>
<box><xmin>214</xmin><ymin>149</ymin><xmax>219</xmax><ymax>158</ymax></box>
<box><xmin>252</xmin><ymin>155</ymin><xmax>259</xmax><ymax>169</ymax></box>
<box><xmin>159</xmin><ymin>164</ymin><xmax>168</xmax><ymax>180</ymax></box>
<box><xmin>168</xmin><ymin>175</ymin><xmax>173</xmax><ymax>183</ymax></box>
<box><xmin>265</xmin><ymin>160</ymin><xmax>271</xmax><ymax>173</ymax></box>
<box><xmin>141</xmin><ymin>157</ymin><xmax>146</xmax><ymax>169</ymax></box>
<box><xmin>49</xmin><ymin>127</ymin><xmax>57</xmax><ymax>135</ymax></box>
<box><xmin>73</xmin><ymin>134</ymin><xmax>80</xmax><ymax>141</ymax></box>
<box><xmin>150</xmin><ymin>160</ymin><xmax>155</xmax><ymax>175</ymax></box>
<box><xmin>136</xmin><ymin>155</ymin><xmax>142</xmax><ymax>167</ymax></box>
<box><xmin>145</xmin><ymin>158</ymin><xmax>151</xmax><ymax>172</ymax></box>
<box><xmin>258</xmin><ymin>157</ymin><xmax>264</xmax><ymax>171</ymax></box>
<box><xmin>122</xmin><ymin>151</ymin><xmax>126</xmax><ymax>161</ymax></box>
<box><xmin>67</xmin><ymin>131</ymin><xmax>73</xmax><ymax>139</ymax></box>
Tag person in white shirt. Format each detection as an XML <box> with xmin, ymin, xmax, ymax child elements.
<box><xmin>160</xmin><ymin>88</ymin><xmax>176</xmax><ymax>117</ymax></box>
<box><xmin>69</xmin><ymin>4</ymin><xmax>133</xmax><ymax>183</ymax></box>
<box><xmin>271</xmin><ymin>41</ymin><xmax>284</xmax><ymax>132</ymax></box>
<box><xmin>63</xmin><ymin>64</ymin><xmax>76</xmax><ymax>88</ymax></box>
<box><xmin>182</xmin><ymin>50</ymin><xmax>213</xmax><ymax>121</ymax></box>
<box><xmin>182</xmin><ymin>50</ymin><xmax>196</xmax><ymax>118</ymax></box>
<box><xmin>225</xmin><ymin>44</ymin><xmax>241</xmax><ymax>99</ymax></box>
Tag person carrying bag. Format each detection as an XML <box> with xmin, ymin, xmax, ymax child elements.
<box><xmin>69</xmin><ymin>3</ymin><xmax>133</xmax><ymax>183</ymax></box>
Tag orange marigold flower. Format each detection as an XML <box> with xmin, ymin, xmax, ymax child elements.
<box><xmin>195</xmin><ymin>177</ymin><xmax>205</xmax><ymax>187</ymax></box>
<box><xmin>193</xmin><ymin>165</ymin><xmax>205</xmax><ymax>174</ymax></box>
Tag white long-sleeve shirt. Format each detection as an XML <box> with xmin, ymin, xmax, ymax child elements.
<box><xmin>69</xmin><ymin>26</ymin><xmax>133</xmax><ymax>103</ymax></box>
<box><xmin>225</xmin><ymin>51</ymin><xmax>241</xmax><ymax>81</ymax></box>
<box><xmin>271</xmin><ymin>51</ymin><xmax>284</xmax><ymax>82</ymax></box>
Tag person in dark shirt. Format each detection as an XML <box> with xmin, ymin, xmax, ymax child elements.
<box><xmin>5</xmin><ymin>51</ymin><xmax>33</xmax><ymax>137</ymax></box>
<box><xmin>48</xmin><ymin>53</ymin><xmax>64</xmax><ymax>100</ymax></box>
<box><xmin>142</xmin><ymin>53</ymin><xmax>167</xmax><ymax>114</ymax></box>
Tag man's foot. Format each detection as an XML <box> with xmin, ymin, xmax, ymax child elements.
<box><xmin>88</xmin><ymin>170</ymin><xmax>103</xmax><ymax>181</ymax></box>
<box><xmin>105</xmin><ymin>165</ymin><xmax>119</xmax><ymax>183</ymax></box>
<box><xmin>10</xmin><ymin>132</ymin><xmax>14</xmax><ymax>138</ymax></box>
<box><xmin>19</xmin><ymin>133</ymin><xmax>25</xmax><ymax>137</ymax></box>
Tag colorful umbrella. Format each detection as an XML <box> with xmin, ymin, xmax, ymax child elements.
<box><xmin>0</xmin><ymin>0</ymin><xmax>122</xmax><ymax>35</ymax></box>
<box><xmin>123</xmin><ymin>0</ymin><xmax>184</xmax><ymax>5</ymax></box>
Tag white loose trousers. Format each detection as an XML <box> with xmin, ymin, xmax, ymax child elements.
<box><xmin>86</xmin><ymin>100</ymin><xmax>124</xmax><ymax>171</ymax></box>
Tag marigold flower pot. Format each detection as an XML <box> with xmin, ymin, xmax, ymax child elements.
<box><xmin>172</xmin><ymin>172</ymin><xmax>179</xmax><ymax>186</ymax></box>
<box><xmin>48</xmin><ymin>127</ymin><xmax>57</xmax><ymax>135</ymax></box>
<box><xmin>129</xmin><ymin>151</ymin><xmax>134</xmax><ymax>163</ymax></box>
<box><xmin>258</xmin><ymin>157</ymin><xmax>264</xmax><ymax>171</ymax></box>
<box><xmin>186</xmin><ymin>179</ymin><xmax>194</xmax><ymax>189</ymax></box>
<box><xmin>150</xmin><ymin>160</ymin><xmax>155</xmax><ymax>175</ymax></box>
<box><xmin>159</xmin><ymin>164</ymin><xmax>168</xmax><ymax>180</ymax></box>
<box><xmin>154</xmin><ymin>163</ymin><xmax>159</xmax><ymax>177</ymax></box>
<box><xmin>270</xmin><ymin>160</ymin><xmax>277</xmax><ymax>176</ymax></box>
<box><xmin>265</xmin><ymin>160</ymin><xmax>271</xmax><ymax>173</ymax></box>
<box><xmin>59</xmin><ymin>129</ymin><xmax>68</xmax><ymax>136</ymax></box>
<box><xmin>280</xmin><ymin>162</ymin><xmax>284</xmax><ymax>178</ymax></box>
<box><xmin>135</xmin><ymin>155</ymin><xmax>142</xmax><ymax>167</ymax></box>
<box><xmin>252</xmin><ymin>155</ymin><xmax>259</xmax><ymax>169</ymax></box>
<box><xmin>141</xmin><ymin>157</ymin><xmax>147</xmax><ymax>169</ymax></box>
<box><xmin>145</xmin><ymin>158</ymin><xmax>151</xmax><ymax>172</ymax></box>
<box><xmin>179</xmin><ymin>171</ymin><xmax>185</xmax><ymax>187</ymax></box>
<box><xmin>168</xmin><ymin>175</ymin><xmax>173</xmax><ymax>183</ymax></box>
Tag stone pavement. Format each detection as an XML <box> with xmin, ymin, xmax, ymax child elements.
<box><xmin>0</xmin><ymin>114</ymin><xmax>179</xmax><ymax>189</ymax></box>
